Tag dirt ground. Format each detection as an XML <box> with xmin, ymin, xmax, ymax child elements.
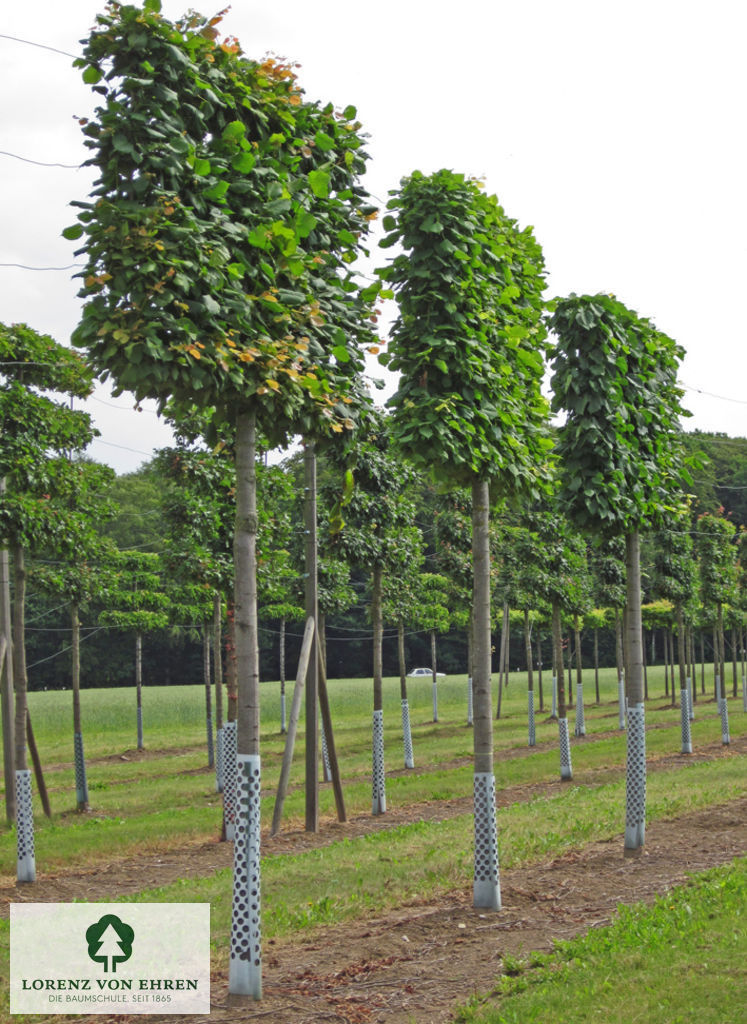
<box><xmin>2</xmin><ymin>736</ymin><xmax>745</xmax><ymax>1023</ymax></box>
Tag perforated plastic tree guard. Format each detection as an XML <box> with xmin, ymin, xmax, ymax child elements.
<box><xmin>473</xmin><ymin>771</ymin><xmax>501</xmax><ymax>910</ymax></box>
<box><xmin>228</xmin><ymin>753</ymin><xmax>262</xmax><ymax>998</ymax></box>
<box><xmin>16</xmin><ymin>770</ymin><xmax>35</xmax><ymax>883</ymax></box>
<box><xmin>372</xmin><ymin>709</ymin><xmax>386</xmax><ymax>815</ymax></box>
<box><xmin>624</xmin><ymin>702</ymin><xmax>646</xmax><ymax>853</ymax></box>
<box><xmin>401</xmin><ymin>699</ymin><xmax>414</xmax><ymax>769</ymax></box>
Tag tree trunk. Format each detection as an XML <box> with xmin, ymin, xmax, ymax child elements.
<box><xmin>304</xmin><ymin>443</ymin><xmax>319</xmax><ymax>831</ymax></box>
<box><xmin>228</xmin><ymin>408</ymin><xmax>262</xmax><ymax>1000</ymax></box>
<box><xmin>399</xmin><ymin>621</ymin><xmax>414</xmax><ymax>768</ymax></box>
<box><xmin>71</xmin><ymin>601</ymin><xmax>89</xmax><ymax>812</ymax></box>
<box><xmin>553</xmin><ymin>601</ymin><xmax>572</xmax><ymax>781</ymax></box>
<box><xmin>135</xmin><ymin>631</ymin><xmax>144</xmax><ymax>750</ymax></box>
<box><xmin>0</xmin><ymin>516</ymin><xmax>15</xmax><ymax>823</ymax></box>
<box><xmin>203</xmin><ymin>621</ymin><xmax>214</xmax><ymax>768</ymax></box>
<box><xmin>471</xmin><ymin>478</ymin><xmax>500</xmax><ymax>910</ymax></box>
<box><xmin>524</xmin><ymin>610</ymin><xmax>535</xmax><ymax>747</ymax></box>
<box><xmin>624</xmin><ymin>530</ymin><xmax>646</xmax><ymax>857</ymax></box>
<box><xmin>536</xmin><ymin>627</ymin><xmax>544</xmax><ymax>712</ymax></box>
<box><xmin>573</xmin><ymin>615</ymin><xmax>585</xmax><ymax>737</ymax></box>
<box><xmin>371</xmin><ymin>563</ymin><xmax>385</xmax><ymax>814</ymax></box>
<box><xmin>279</xmin><ymin>617</ymin><xmax>286</xmax><ymax>734</ymax></box>
<box><xmin>594</xmin><ymin>627</ymin><xmax>600</xmax><ymax>704</ymax></box>
<box><xmin>731</xmin><ymin>626</ymin><xmax>738</xmax><ymax>698</ymax></box>
<box><xmin>430</xmin><ymin>630</ymin><xmax>439</xmax><ymax>722</ymax></box>
<box><xmin>12</xmin><ymin>542</ymin><xmax>35</xmax><ymax>881</ymax></box>
<box><xmin>699</xmin><ymin>630</ymin><xmax>705</xmax><ymax>695</ymax></box>
<box><xmin>213</xmin><ymin>592</ymin><xmax>224</xmax><ymax>793</ymax></box>
<box><xmin>676</xmin><ymin>605</ymin><xmax>692</xmax><ymax>754</ymax></box>
<box><xmin>615</xmin><ymin>609</ymin><xmax>625</xmax><ymax>730</ymax></box>
<box><xmin>467</xmin><ymin>613</ymin><xmax>474</xmax><ymax>725</ymax></box>
<box><xmin>662</xmin><ymin>628</ymin><xmax>669</xmax><ymax>697</ymax></box>
<box><xmin>717</xmin><ymin>602</ymin><xmax>730</xmax><ymax>745</ymax></box>
<box><xmin>496</xmin><ymin>602</ymin><xmax>508</xmax><ymax>719</ymax></box>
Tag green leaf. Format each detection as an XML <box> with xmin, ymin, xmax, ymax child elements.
<box><xmin>308</xmin><ymin>169</ymin><xmax>330</xmax><ymax>199</ymax></box>
<box><xmin>62</xmin><ymin>224</ymin><xmax>84</xmax><ymax>241</ymax></box>
<box><xmin>342</xmin><ymin>104</ymin><xmax>357</xmax><ymax>120</ymax></box>
<box><xmin>82</xmin><ymin>66</ymin><xmax>102</xmax><ymax>85</ymax></box>
<box><xmin>143</xmin><ymin>0</ymin><xmax>162</xmax><ymax>11</ymax></box>
<box><xmin>222</xmin><ymin>120</ymin><xmax>246</xmax><ymax>141</ymax></box>
<box><xmin>314</xmin><ymin>131</ymin><xmax>335</xmax><ymax>151</ymax></box>
<box><xmin>231</xmin><ymin>152</ymin><xmax>255</xmax><ymax>174</ymax></box>
<box><xmin>332</xmin><ymin>345</ymin><xmax>351</xmax><ymax>363</ymax></box>
<box><xmin>203</xmin><ymin>181</ymin><xmax>229</xmax><ymax>200</ymax></box>
<box><xmin>193</xmin><ymin>158</ymin><xmax>211</xmax><ymax>176</ymax></box>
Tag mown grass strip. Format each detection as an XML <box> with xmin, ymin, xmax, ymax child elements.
<box><xmin>454</xmin><ymin>856</ymin><xmax>747</xmax><ymax>1024</ymax></box>
<box><xmin>17</xmin><ymin>755</ymin><xmax>738</xmax><ymax>957</ymax></box>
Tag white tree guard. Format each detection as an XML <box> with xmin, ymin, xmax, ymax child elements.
<box><xmin>228</xmin><ymin>753</ymin><xmax>262</xmax><ymax>999</ymax></box>
<box><xmin>137</xmin><ymin>706</ymin><xmax>144</xmax><ymax>750</ymax></box>
<box><xmin>719</xmin><ymin>697</ymin><xmax>730</xmax><ymax>746</ymax></box>
<box><xmin>574</xmin><ymin>683</ymin><xmax>586</xmax><ymax>737</ymax></box>
<box><xmin>473</xmin><ymin>771</ymin><xmax>501</xmax><ymax>910</ymax></box>
<box><xmin>527</xmin><ymin>689</ymin><xmax>536</xmax><ymax>747</ymax></box>
<box><xmin>680</xmin><ymin>688</ymin><xmax>692</xmax><ymax>754</ymax></box>
<box><xmin>215</xmin><ymin>726</ymin><xmax>224</xmax><ymax>794</ymax></box>
<box><xmin>280</xmin><ymin>691</ymin><xmax>287</xmax><ymax>734</ymax></box>
<box><xmin>551</xmin><ymin>673</ymin><xmax>557</xmax><ymax>718</ymax></box>
<box><xmin>321</xmin><ymin>718</ymin><xmax>331</xmax><ymax>782</ymax></box>
<box><xmin>401</xmin><ymin>698</ymin><xmax>414</xmax><ymax>769</ymax></box>
<box><xmin>223</xmin><ymin>720</ymin><xmax>238</xmax><ymax>841</ymax></box>
<box><xmin>432</xmin><ymin>681</ymin><xmax>439</xmax><ymax>723</ymax></box>
<box><xmin>371</xmin><ymin>709</ymin><xmax>386</xmax><ymax>815</ymax></box>
<box><xmin>624</xmin><ymin>702</ymin><xmax>646</xmax><ymax>853</ymax></box>
<box><xmin>74</xmin><ymin>731</ymin><xmax>89</xmax><ymax>807</ymax></box>
<box><xmin>467</xmin><ymin>676</ymin><xmax>473</xmax><ymax>726</ymax></box>
<box><xmin>617</xmin><ymin>671</ymin><xmax>626</xmax><ymax>730</ymax></box>
<box><xmin>15</xmin><ymin>769</ymin><xmax>36</xmax><ymax>883</ymax></box>
<box><xmin>558</xmin><ymin>717</ymin><xmax>572</xmax><ymax>780</ymax></box>
<box><xmin>206</xmin><ymin>713</ymin><xmax>214</xmax><ymax>769</ymax></box>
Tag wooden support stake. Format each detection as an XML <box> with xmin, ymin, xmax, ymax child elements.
<box><xmin>271</xmin><ymin>616</ymin><xmax>315</xmax><ymax>836</ymax></box>
<box><xmin>317</xmin><ymin>642</ymin><xmax>346</xmax><ymax>823</ymax></box>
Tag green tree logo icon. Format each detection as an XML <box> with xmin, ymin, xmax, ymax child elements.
<box><xmin>85</xmin><ymin>914</ymin><xmax>135</xmax><ymax>973</ymax></box>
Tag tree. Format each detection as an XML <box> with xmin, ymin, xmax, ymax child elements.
<box><xmin>327</xmin><ymin>413</ymin><xmax>419</xmax><ymax>814</ymax></box>
<box><xmin>0</xmin><ymin>322</ymin><xmax>98</xmax><ymax>879</ymax></box>
<box><xmin>31</xmin><ymin>459</ymin><xmax>115</xmax><ymax>810</ymax></box>
<box><xmin>70</xmin><ymin>2</ymin><xmax>375</xmax><ymax>998</ymax></box>
<box><xmin>99</xmin><ymin>550</ymin><xmax>171</xmax><ymax>749</ymax></box>
<box><xmin>550</xmin><ymin>292</ymin><xmax>690</xmax><ymax>856</ymax></box>
<box><xmin>696</xmin><ymin>509</ymin><xmax>737</xmax><ymax>744</ymax></box>
<box><xmin>379</xmin><ymin>169</ymin><xmax>551</xmax><ymax>909</ymax></box>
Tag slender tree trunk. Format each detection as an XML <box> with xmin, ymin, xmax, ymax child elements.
<box><xmin>624</xmin><ymin>530</ymin><xmax>646</xmax><ymax>857</ymax></box>
<box><xmin>399</xmin><ymin>621</ymin><xmax>414</xmax><ymax>768</ymax></box>
<box><xmin>472</xmin><ymin>478</ymin><xmax>500</xmax><ymax>910</ymax></box>
<box><xmin>594</xmin><ymin>627</ymin><xmax>600</xmax><ymax>704</ymax></box>
<box><xmin>203</xmin><ymin>621</ymin><xmax>214</xmax><ymax>768</ymax></box>
<box><xmin>430</xmin><ymin>630</ymin><xmax>439</xmax><ymax>722</ymax></box>
<box><xmin>615</xmin><ymin>609</ymin><xmax>625</xmax><ymax>730</ymax></box>
<box><xmin>662</xmin><ymin>628</ymin><xmax>669</xmax><ymax>697</ymax></box>
<box><xmin>553</xmin><ymin>601</ymin><xmax>572</xmax><ymax>781</ymax></box>
<box><xmin>279</xmin><ymin>617</ymin><xmax>286</xmax><ymax>734</ymax></box>
<box><xmin>222</xmin><ymin>601</ymin><xmax>238</xmax><ymax>841</ymax></box>
<box><xmin>304</xmin><ymin>443</ymin><xmax>319</xmax><ymax>831</ymax></box>
<box><xmin>524</xmin><ymin>610</ymin><xmax>535</xmax><ymax>747</ymax></box>
<box><xmin>676</xmin><ymin>605</ymin><xmax>692</xmax><ymax>754</ymax></box>
<box><xmin>574</xmin><ymin>615</ymin><xmax>585</xmax><ymax>737</ymax></box>
<box><xmin>134</xmin><ymin>631</ymin><xmax>144</xmax><ymax>750</ymax></box>
<box><xmin>717</xmin><ymin>602</ymin><xmax>730</xmax><ymax>745</ymax></box>
<box><xmin>12</xmin><ymin>542</ymin><xmax>35</xmax><ymax>881</ymax></box>
<box><xmin>536</xmin><ymin>628</ymin><xmax>544</xmax><ymax>712</ymax></box>
<box><xmin>228</xmin><ymin>408</ymin><xmax>262</xmax><ymax>1000</ymax></box>
<box><xmin>1</xmin><ymin>528</ymin><xmax>15</xmax><ymax>823</ymax></box>
<box><xmin>272</xmin><ymin>617</ymin><xmax>315</xmax><ymax>835</ymax></box>
<box><xmin>731</xmin><ymin>626</ymin><xmax>738</xmax><ymax>698</ymax></box>
<box><xmin>699</xmin><ymin>630</ymin><xmax>705</xmax><ymax>695</ymax></box>
<box><xmin>71</xmin><ymin>601</ymin><xmax>89</xmax><ymax>811</ymax></box>
<box><xmin>644</xmin><ymin>627</ymin><xmax>650</xmax><ymax>697</ymax></box>
<box><xmin>467</xmin><ymin>613</ymin><xmax>474</xmax><ymax>725</ymax></box>
<box><xmin>496</xmin><ymin>602</ymin><xmax>508</xmax><ymax>719</ymax></box>
<box><xmin>213</xmin><ymin>592</ymin><xmax>224</xmax><ymax>794</ymax></box>
<box><xmin>371</xmin><ymin>563</ymin><xmax>386</xmax><ymax>815</ymax></box>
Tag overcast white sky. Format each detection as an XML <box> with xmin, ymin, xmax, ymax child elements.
<box><xmin>1</xmin><ymin>0</ymin><xmax>745</xmax><ymax>473</ymax></box>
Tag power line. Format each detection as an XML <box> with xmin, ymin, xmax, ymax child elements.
<box><xmin>0</xmin><ymin>32</ymin><xmax>78</xmax><ymax>59</ymax></box>
<box><xmin>0</xmin><ymin>262</ymin><xmax>84</xmax><ymax>271</ymax></box>
<box><xmin>0</xmin><ymin>150</ymin><xmax>81</xmax><ymax>169</ymax></box>
<box><xmin>680</xmin><ymin>381</ymin><xmax>747</xmax><ymax>406</ymax></box>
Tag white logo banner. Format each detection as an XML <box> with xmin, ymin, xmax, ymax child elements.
<box><xmin>11</xmin><ymin>903</ymin><xmax>210</xmax><ymax>1014</ymax></box>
